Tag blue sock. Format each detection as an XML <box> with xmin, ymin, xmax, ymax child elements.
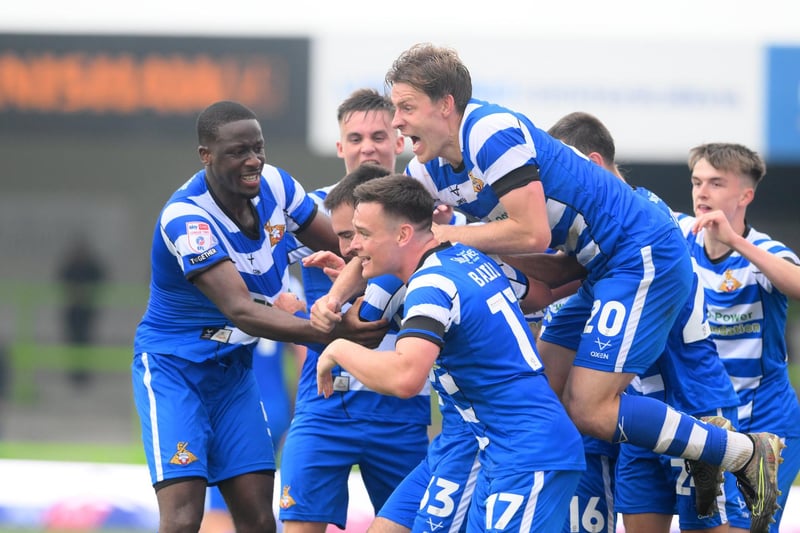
<box><xmin>614</xmin><ymin>394</ymin><xmax>727</xmax><ymax>463</ymax></box>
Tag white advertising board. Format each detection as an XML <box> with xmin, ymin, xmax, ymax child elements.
<box><xmin>311</xmin><ymin>34</ymin><xmax>761</xmax><ymax>162</ymax></box>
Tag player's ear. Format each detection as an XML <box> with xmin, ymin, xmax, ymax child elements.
<box><xmin>739</xmin><ymin>186</ymin><xmax>755</xmax><ymax>207</ymax></box>
<box><xmin>397</xmin><ymin>222</ymin><xmax>414</xmax><ymax>245</ymax></box>
<box><xmin>394</xmin><ymin>132</ymin><xmax>405</xmax><ymax>155</ymax></box>
<box><xmin>198</xmin><ymin>145</ymin><xmax>211</xmax><ymax>166</ymax></box>
<box><xmin>587</xmin><ymin>152</ymin><xmax>604</xmax><ymax>167</ymax></box>
<box><xmin>440</xmin><ymin>94</ymin><xmax>456</xmax><ymax>117</ymax></box>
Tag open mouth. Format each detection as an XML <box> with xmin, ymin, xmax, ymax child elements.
<box><xmin>406</xmin><ymin>135</ymin><xmax>422</xmax><ymax>155</ymax></box>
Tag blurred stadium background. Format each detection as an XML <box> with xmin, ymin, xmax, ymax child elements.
<box><xmin>0</xmin><ymin>1</ymin><xmax>798</xmax><ymax>531</ymax></box>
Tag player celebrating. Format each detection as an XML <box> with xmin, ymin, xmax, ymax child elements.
<box><xmin>131</xmin><ymin>100</ymin><xmax>386</xmax><ymax>533</ymax></box>
<box><xmin>317</xmin><ymin>174</ymin><xmax>586</xmax><ymax>531</ymax></box>
<box><xmin>312</xmin><ymin>43</ymin><xmax>783</xmax><ymax>531</ymax></box>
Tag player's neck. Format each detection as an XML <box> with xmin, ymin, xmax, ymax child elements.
<box><xmin>703</xmin><ymin>239</ymin><xmax>732</xmax><ymax>262</ymax></box>
<box><xmin>206</xmin><ymin>180</ymin><xmax>258</xmax><ymax>233</ymax></box>
<box><xmin>401</xmin><ymin>234</ymin><xmax>440</xmax><ymax>283</ymax></box>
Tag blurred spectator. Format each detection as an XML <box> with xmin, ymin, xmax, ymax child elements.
<box><xmin>56</xmin><ymin>233</ymin><xmax>106</xmax><ymax>388</ymax></box>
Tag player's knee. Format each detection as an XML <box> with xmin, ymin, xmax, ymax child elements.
<box><xmin>233</xmin><ymin>512</ymin><xmax>276</xmax><ymax>533</ymax></box>
<box><xmin>159</xmin><ymin>510</ymin><xmax>204</xmax><ymax>533</ymax></box>
<box><xmin>562</xmin><ymin>391</ymin><xmax>617</xmax><ymax>440</ymax></box>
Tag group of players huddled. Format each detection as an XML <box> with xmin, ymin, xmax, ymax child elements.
<box><xmin>132</xmin><ymin>42</ymin><xmax>799</xmax><ymax>533</ymax></box>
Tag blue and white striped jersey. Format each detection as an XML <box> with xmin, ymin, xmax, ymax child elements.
<box><xmin>289</xmin><ymin>184</ymin><xmax>430</xmax><ymax>425</ymax></box>
<box><xmin>399</xmin><ymin>242</ymin><xmax>585</xmax><ymax>477</ymax></box>
<box><xmin>405</xmin><ymin>98</ymin><xmax>677</xmax><ymax>281</ymax></box>
<box><xmin>134</xmin><ymin>165</ymin><xmax>317</xmax><ymax>362</ymax></box>
<box><xmin>677</xmin><ymin>214</ymin><xmax>800</xmax><ymax>437</ymax></box>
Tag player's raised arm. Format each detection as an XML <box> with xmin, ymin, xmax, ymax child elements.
<box><xmin>432</xmin><ymin>177</ymin><xmax>550</xmax><ymax>255</ymax></box>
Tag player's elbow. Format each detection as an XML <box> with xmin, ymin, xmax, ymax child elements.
<box><xmin>223</xmin><ymin>305</ymin><xmax>252</xmax><ymax>330</ymax></box>
<box><xmin>394</xmin><ymin>384</ymin><xmax>425</xmax><ymax>400</ymax></box>
<box><xmin>391</xmin><ymin>375</ymin><xmax>428</xmax><ymax>399</ymax></box>
<box><xmin>522</xmin><ymin>227</ymin><xmax>551</xmax><ymax>253</ymax></box>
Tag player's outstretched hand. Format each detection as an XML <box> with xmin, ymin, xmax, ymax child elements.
<box><xmin>303</xmin><ymin>250</ymin><xmax>346</xmax><ymax>281</ymax></box>
<box><xmin>431</xmin><ymin>221</ymin><xmax>454</xmax><ymax>244</ymax></box>
<box><xmin>333</xmin><ymin>297</ymin><xmax>388</xmax><ymax>348</ymax></box>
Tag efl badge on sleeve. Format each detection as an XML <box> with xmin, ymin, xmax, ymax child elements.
<box><xmin>186</xmin><ymin>222</ymin><xmax>212</xmax><ymax>253</ymax></box>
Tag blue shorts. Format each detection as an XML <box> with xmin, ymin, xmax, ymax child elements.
<box><xmin>542</xmin><ymin>244</ymin><xmax>692</xmax><ymax>375</ymax></box>
<box><xmin>131</xmin><ymin>351</ymin><xmax>275</xmax><ymax>486</ymax></box>
<box><xmin>378</xmin><ymin>430</ymin><xmax>480</xmax><ymax>532</ymax></box>
<box><xmin>469</xmin><ymin>469</ymin><xmax>581</xmax><ymax>532</ymax></box>
<box><xmin>277</xmin><ymin>412</ymin><xmax>428</xmax><ymax>528</ymax></box>
<box><xmin>563</xmin><ymin>451</ymin><xmax>616</xmax><ymax>533</ymax></box>
<box><xmin>615</xmin><ymin>444</ymin><xmax>737</xmax><ymax>529</ymax></box>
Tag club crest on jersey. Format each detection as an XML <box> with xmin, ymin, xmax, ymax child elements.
<box><xmin>719</xmin><ymin>270</ymin><xmax>742</xmax><ymax>293</ymax></box>
<box><xmin>279</xmin><ymin>485</ymin><xmax>296</xmax><ymax>509</ymax></box>
<box><xmin>263</xmin><ymin>222</ymin><xmax>286</xmax><ymax>246</ymax></box>
<box><xmin>186</xmin><ymin>222</ymin><xmax>213</xmax><ymax>253</ymax></box>
<box><xmin>468</xmin><ymin>171</ymin><xmax>484</xmax><ymax>193</ymax></box>
<box><xmin>169</xmin><ymin>441</ymin><xmax>198</xmax><ymax>465</ymax></box>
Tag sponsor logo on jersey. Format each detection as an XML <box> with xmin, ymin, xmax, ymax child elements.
<box><xmin>427</xmin><ymin>517</ymin><xmax>445</xmax><ymax>531</ymax></box>
<box><xmin>591</xmin><ymin>337</ymin><xmax>612</xmax><ymax>359</ymax></box>
<box><xmin>279</xmin><ymin>485</ymin><xmax>296</xmax><ymax>509</ymax></box>
<box><xmin>264</xmin><ymin>222</ymin><xmax>285</xmax><ymax>246</ymax></box>
<box><xmin>187</xmin><ymin>221</ymin><xmax>213</xmax><ymax>253</ymax></box>
<box><xmin>594</xmin><ymin>338</ymin><xmax>612</xmax><ymax>350</ymax></box>
<box><xmin>169</xmin><ymin>441</ymin><xmax>198</xmax><ymax>465</ymax></box>
<box><xmin>450</xmin><ymin>248</ymin><xmax>481</xmax><ymax>265</ymax></box>
<box><xmin>710</xmin><ymin>309</ymin><xmax>753</xmax><ymax>323</ymax></box>
<box><xmin>616</xmin><ymin>419</ymin><xmax>629</xmax><ymax>443</ymax></box>
<box><xmin>719</xmin><ymin>270</ymin><xmax>742</xmax><ymax>292</ymax></box>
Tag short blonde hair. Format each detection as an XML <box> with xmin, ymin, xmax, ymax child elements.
<box><xmin>688</xmin><ymin>143</ymin><xmax>766</xmax><ymax>188</ymax></box>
